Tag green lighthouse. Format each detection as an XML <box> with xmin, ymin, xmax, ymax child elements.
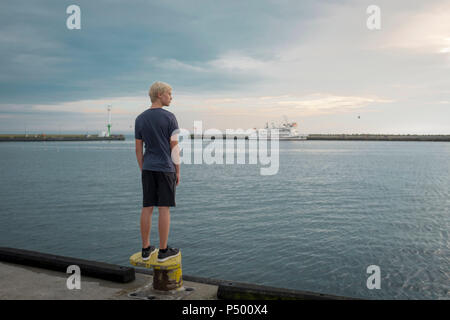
<box><xmin>107</xmin><ymin>105</ymin><xmax>112</xmax><ymax>137</ymax></box>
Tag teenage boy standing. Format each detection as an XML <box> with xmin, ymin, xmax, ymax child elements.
<box><xmin>135</xmin><ymin>81</ymin><xmax>180</xmax><ymax>262</ymax></box>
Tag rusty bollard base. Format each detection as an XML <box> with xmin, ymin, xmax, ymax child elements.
<box><xmin>129</xmin><ymin>250</ymin><xmax>194</xmax><ymax>300</ymax></box>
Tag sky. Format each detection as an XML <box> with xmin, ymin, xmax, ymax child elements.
<box><xmin>0</xmin><ymin>0</ymin><xmax>449</xmax><ymax>135</ymax></box>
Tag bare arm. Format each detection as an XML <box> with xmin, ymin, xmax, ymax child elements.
<box><xmin>170</xmin><ymin>135</ymin><xmax>180</xmax><ymax>186</ymax></box>
<box><xmin>135</xmin><ymin>139</ymin><xmax>144</xmax><ymax>172</ymax></box>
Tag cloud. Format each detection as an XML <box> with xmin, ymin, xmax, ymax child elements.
<box><xmin>1</xmin><ymin>0</ymin><xmax>449</xmax><ymax>134</ymax></box>
<box><xmin>31</xmin><ymin>96</ymin><xmax>148</xmax><ymax>115</ymax></box>
<box><xmin>175</xmin><ymin>92</ymin><xmax>393</xmax><ymax>120</ymax></box>
<box><xmin>207</xmin><ymin>52</ymin><xmax>269</xmax><ymax>72</ymax></box>
<box><xmin>150</xmin><ymin>51</ymin><xmax>271</xmax><ymax>76</ymax></box>
<box><xmin>276</xmin><ymin>94</ymin><xmax>394</xmax><ymax>110</ymax></box>
<box><xmin>377</xmin><ymin>2</ymin><xmax>450</xmax><ymax>55</ymax></box>
<box><xmin>154</xmin><ymin>58</ymin><xmax>208</xmax><ymax>73</ymax></box>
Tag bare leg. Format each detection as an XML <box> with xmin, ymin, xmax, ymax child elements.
<box><xmin>140</xmin><ymin>206</ymin><xmax>153</xmax><ymax>248</ymax></box>
<box><xmin>158</xmin><ymin>206</ymin><xmax>170</xmax><ymax>249</ymax></box>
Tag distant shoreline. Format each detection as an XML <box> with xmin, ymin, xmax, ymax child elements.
<box><xmin>305</xmin><ymin>134</ymin><xmax>450</xmax><ymax>142</ymax></box>
<box><xmin>1</xmin><ymin>133</ymin><xmax>449</xmax><ymax>142</ymax></box>
<box><xmin>188</xmin><ymin>134</ymin><xmax>450</xmax><ymax>142</ymax></box>
<box><xmin>0</xmin><ymin>134</ymin><xmax>125</xmax><ymax>142</ymax></box>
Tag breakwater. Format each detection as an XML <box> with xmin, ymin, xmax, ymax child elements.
<box><xmin>2</xmin><ymin>133</ymin><xmax>449</xmax><ymax>142</ymax></box>
<box><xmin>306</xmin><ymin>134</ymin><xmax>450</xmax><ymax>141</ymax></box>
<box><xmin>0</xmin><ymin>134</ymin><xmax>125</xmax><ymax>142</ymax></box>
<box><xmin>187</xmin><ymin>134</ymin><xmax>450</xmax><ymax>141</ymax></box>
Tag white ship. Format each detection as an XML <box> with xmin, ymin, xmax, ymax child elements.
<box><xmin>251</xmin><ymin>116</ymin><xmax>307</xmax><ymax>140</ymax></box>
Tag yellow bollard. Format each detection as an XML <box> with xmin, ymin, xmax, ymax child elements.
<box><xmin>130</xmin><ymin>250</ymin><xmax>183</xmax><ymax>291</ymax></box>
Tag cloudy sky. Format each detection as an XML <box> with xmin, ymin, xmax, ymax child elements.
<box><xmin>0</xmin><ymin>0</ymin><xmax>449</xmax><ymax>134</ymax></box>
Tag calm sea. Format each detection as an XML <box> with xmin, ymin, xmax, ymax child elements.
<box><xmin>0</xmin><ymin>135</ymin><xmax>449</xmax><ymax>299</ymax></box>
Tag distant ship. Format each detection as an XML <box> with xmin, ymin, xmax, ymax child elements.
<box><xmin>251</xmin><ymin>117</ymin><xmax>307</xmax><ymax>140</ymax></box>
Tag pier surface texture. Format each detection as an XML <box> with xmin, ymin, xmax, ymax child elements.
<box><xmin>0</xmin><ymin>247</ymin><xmax>356</xmax><ymax>300</ymax></box>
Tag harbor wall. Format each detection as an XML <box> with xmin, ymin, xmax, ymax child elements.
<box><xmin>0</xmin><ymin>134</ymin><xmax>125</xmax><ymax>142</ymax></box>
<box><xmin>306</xmin><ymin>134</ymin><xmax>450</xmax><ymax>141</ymax></box>
<box><xmin>188</xmin><ymin>134</ymin><xmax>450</xmax><ymax>141</ymax></box>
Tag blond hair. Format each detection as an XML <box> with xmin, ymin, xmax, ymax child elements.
<box><xmin>149</xmin><ymin>81</ymin><xmax>172</xmax><ymax>102</ymax></box>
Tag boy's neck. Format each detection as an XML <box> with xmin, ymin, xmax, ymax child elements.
<box><xmin>150</xmin><ymin>103</ymin><xmax>163</xmax><ymax>109</ymax></box>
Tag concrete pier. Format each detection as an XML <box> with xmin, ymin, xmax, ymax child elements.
<box><xmin>0</xmin><ymin>247</ymin><xmax>356</xmax><ymax>300</ymax></box>
<box><xmin>0</xmin><ymin>261</ymin><xmax>217</xmax><ymax>300</ymax></box>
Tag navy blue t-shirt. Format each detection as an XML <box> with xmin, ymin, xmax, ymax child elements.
<box><xmin>135</xmin><ymin>108</ymin><xmax>179</xmax><ymax>172</ymax></box>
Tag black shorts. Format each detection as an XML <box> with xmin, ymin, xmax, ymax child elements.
<box><xmin>142</xmin><ymin>170</ymin><xmax>177</xmax><ymax>207</ymax></box>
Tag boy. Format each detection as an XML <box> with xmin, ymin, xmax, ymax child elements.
<box><xmin>135</xmin><ymin>81</ymin><xmax>180</xmax><ymax>262</ymax></box>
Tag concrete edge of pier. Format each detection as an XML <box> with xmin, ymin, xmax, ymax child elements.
<box><xmin>0</xmin><ymin>247</ymin><xmax>358</xmax><ymax>300</ymax></box>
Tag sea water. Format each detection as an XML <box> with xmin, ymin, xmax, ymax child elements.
<box><xmin>0</xmin><ymin>135</ymin><xmax>448</xmax><ymax>299</ymax></box>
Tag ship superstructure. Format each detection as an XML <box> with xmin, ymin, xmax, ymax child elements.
<box><xmin>252</xmin><ymin>116</ymin><xmax>307</xmax><ymax>140</ymax></box>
